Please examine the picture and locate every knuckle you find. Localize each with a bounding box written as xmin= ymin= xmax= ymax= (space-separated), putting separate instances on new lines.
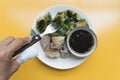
xmin=2 ymin=49 xmax=9 ymax=54
xmin=16 ymin=38 xmax=24 ymax=43
xmin=8 ymin=36 xmax=15 ymax=40
xmin=0 ymin=50 xmax=9 ymax=58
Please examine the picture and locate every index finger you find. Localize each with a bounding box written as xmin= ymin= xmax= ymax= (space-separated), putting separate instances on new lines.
xmin=6 ymin=37 xmax=32 ymax=57
xmin=0 ymin=36 xmax=15 ymax=46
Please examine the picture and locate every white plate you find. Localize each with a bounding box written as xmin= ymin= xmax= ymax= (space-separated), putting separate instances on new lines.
xmin=31 ymin=5 xmax=94 ymax=70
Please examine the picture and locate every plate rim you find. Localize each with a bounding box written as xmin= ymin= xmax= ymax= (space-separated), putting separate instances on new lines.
xmin=31 ymin=4 xmax=94 ymax=70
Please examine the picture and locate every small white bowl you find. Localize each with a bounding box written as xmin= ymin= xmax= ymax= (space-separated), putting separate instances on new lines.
xmin=67 ymin=27 xmax=97 ymax=58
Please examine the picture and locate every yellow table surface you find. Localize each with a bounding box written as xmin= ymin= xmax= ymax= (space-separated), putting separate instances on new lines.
xmin=0 ymin=0 xmax=120 ymax=80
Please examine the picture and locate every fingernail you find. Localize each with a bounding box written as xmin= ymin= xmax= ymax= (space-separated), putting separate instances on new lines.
xmin=24 ymin=37 xmax=32 ymax=43
xmin=28 ymin=36 xmax=32 ymax=42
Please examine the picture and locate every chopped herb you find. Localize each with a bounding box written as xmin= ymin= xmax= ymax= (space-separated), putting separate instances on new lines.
xmin=36 ymin=10 xmax=89 ymax=36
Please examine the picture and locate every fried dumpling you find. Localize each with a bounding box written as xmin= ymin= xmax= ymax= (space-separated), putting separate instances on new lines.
xmin=75 ymin=19 xmax=89 ymax=28
xmin=41 ymin=35 xmax=50 ymax=49
xmin=45 ymin=43 xmax=60 ymax=58
xmin=59 ymin=43 xmax=70 ymax=58
xmin=36 ymin=12 xmax=52 ymax=33
xmin=52 ymin=36 xmax=65 ymax=48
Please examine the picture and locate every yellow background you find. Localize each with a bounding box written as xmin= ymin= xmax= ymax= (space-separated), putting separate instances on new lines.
xmin=0 ymin=0 xmax=120 ymax=80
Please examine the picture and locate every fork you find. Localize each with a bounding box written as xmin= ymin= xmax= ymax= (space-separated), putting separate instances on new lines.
xmin=12 ymin=24 xmax=59 ymax=57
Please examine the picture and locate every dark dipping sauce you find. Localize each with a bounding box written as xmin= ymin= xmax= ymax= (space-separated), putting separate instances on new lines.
xmin=69 ymin=30 xmax=94 ymax=53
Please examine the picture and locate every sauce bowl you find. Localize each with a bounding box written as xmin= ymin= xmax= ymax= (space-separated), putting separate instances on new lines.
xmin=66 ymin=27 xmax=97 ymax=58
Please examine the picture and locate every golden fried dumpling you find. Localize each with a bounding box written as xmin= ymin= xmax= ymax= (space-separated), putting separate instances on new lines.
xmin=76 ymin=19 xmax=89 ymax=28
xmin=41 ymin=35 xmax=50 ymax=49
xmin=45 ymin=43 xmax=60 ymax=58
xmin=52 ymin=36 xmax=65 ymax=48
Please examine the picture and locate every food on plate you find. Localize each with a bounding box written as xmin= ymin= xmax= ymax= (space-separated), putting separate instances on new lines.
xmin=45 ymin=43 xmax=60 ymax=58
xmin=41 ymin=35 xmax=50 ymax=49
xmin=36 ymin=12 xmax=52 ymax=33
xmin=36 ymin=10 xmax=89 ymax=58
xmin=59 ymin=43 xmax=70 ymax=58
xmin=52 ymin=36 xmax=65 ymax=48
xmin=53 ymin=10 xmax=89 ymax=36
xmin=75 ymin=19 xmax=89 ymax=27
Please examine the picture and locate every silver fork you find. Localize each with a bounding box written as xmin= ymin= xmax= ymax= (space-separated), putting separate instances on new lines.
xmin=12 ymin=24 xmax=59 ymax=57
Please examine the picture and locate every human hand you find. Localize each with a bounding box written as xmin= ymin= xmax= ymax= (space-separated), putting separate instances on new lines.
xmin=0 ymin=36 xmax=31 ymax=80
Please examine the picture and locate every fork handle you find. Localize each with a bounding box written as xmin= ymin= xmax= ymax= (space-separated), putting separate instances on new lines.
xmin=12 ymin=34 xmax=41 ymax=58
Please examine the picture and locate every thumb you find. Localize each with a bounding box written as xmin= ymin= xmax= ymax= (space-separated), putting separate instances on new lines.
xmin=10 ymin=60 xmax=20 ymax=76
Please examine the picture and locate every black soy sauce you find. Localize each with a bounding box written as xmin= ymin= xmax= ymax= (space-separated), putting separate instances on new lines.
xmin=69 ymin=30 xmax=94 ymax=53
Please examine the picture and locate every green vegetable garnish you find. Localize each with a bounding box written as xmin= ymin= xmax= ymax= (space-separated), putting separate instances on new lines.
xmin=36 ymin=10 xmax=89 ymax=36
xmin=36 ymin=12 xmax=52 ymax=33
xmin=37 ymin=19 xmax=46 ymax=33
xmin=66 ymin=10 xmax=73 ymax=18
xmin=44 ymin=12 xmax=52 ymax=25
